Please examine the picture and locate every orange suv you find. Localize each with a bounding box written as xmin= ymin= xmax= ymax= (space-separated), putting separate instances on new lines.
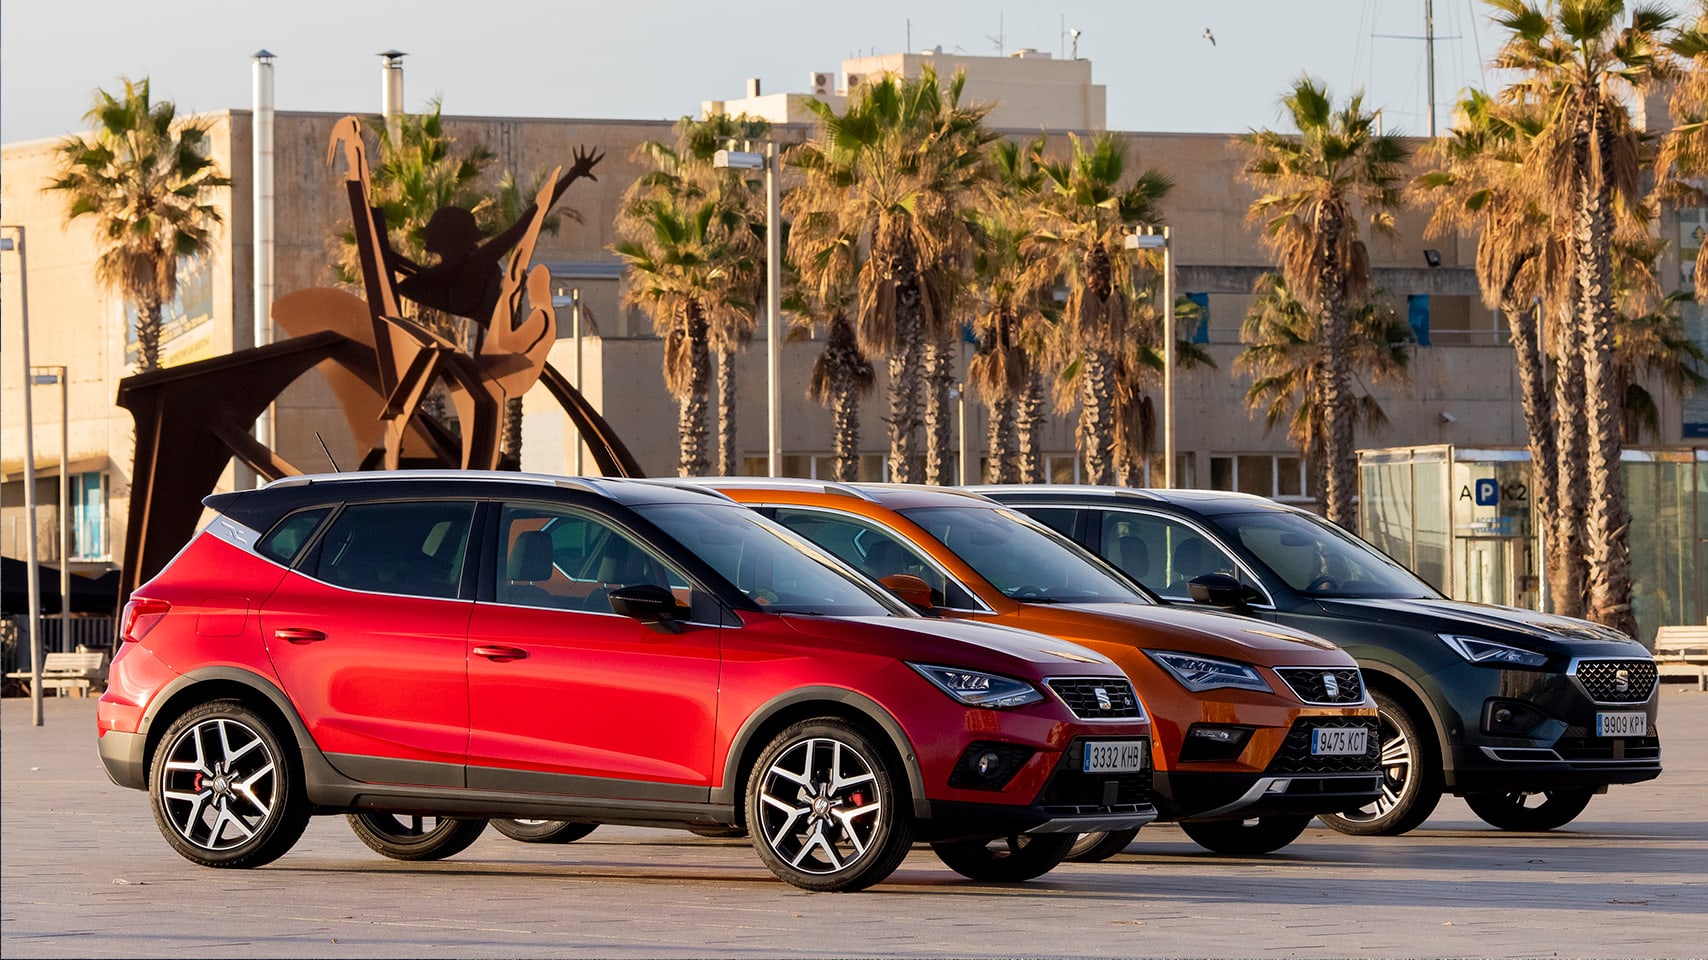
xmin=692 ymin=479 xmax=1381 ymax=857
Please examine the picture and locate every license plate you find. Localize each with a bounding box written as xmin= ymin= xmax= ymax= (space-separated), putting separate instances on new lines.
xmin=1311 ymin=727 xmax=1369 ymax=756
xmin=1596 ymin=712 xmax=1647 ymax=737
xmin=1082 ymin=740 xmax=1148 ymax=773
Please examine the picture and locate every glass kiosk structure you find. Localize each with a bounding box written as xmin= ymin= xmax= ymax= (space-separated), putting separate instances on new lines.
xmin=1358 ymin=445 xmax=1705 ymax=647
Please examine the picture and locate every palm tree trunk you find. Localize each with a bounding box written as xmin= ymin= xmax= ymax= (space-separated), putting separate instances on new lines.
xmin=1552 ymin=298 xmax=1590 ymax=619
xmin=880 ymin=224 xmax=925 ymax=483
xmin=138 ymin=298 xmax=164 ymax=371
xmin=1575 ymin=119 xmax=1636 ymax=637
xmin=988 ymin=398 xmax=1018 ymax=483
xmin=1506 ymin=298 xmax=1562 ymax=606
xmin=1017 ymin=371 xmax=1046 ymax=483
xmin=678 ymin=312 xmax=712 ymax=477
xmin=1316 ymin=209 xmax=1355 ymax=526
xmin=716 ymin=344 xmax=738 ymax=476
xmin=829 ymin=366 xmax=863 ymax=482
xmin=924 ymin=331 xmax=956 ymax=485
xmin=500 ymin=397 xmax=524 ymax=470
xmin=1079 ymin=344 xmax=1117 ymax=486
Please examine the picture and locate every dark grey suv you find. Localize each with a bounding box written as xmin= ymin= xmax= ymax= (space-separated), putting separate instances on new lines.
xmin=974 ymin=486 xmax=1661 ymax=835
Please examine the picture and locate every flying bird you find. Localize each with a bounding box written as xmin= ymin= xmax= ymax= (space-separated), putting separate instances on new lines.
xmin=1203 ymin=28 xmax=1217 ymax=46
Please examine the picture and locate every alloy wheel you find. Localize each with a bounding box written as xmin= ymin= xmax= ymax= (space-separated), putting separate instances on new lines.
xmin=754 ymin=736 xmax=884 ymax=875
xmin=158 ymin=716 xmax=279 ymax=852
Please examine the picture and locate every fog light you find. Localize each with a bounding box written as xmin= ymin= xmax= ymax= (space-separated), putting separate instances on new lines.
xmin=1482 ymin=699 xmax=1548 ymax=737
xmin=1266 ymin=779 xmax=1292 ymax=793
xmin=1179 ymin=724 xmax=1255 ymax=763
xmin=949 ymin=741 xmax=1034 ymax=790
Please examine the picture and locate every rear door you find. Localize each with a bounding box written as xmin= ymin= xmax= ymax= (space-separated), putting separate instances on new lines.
xmin=261 ymin=499 xmax=476 ymax=786
xmin=463 ymin=501 xmax=721 ymax=798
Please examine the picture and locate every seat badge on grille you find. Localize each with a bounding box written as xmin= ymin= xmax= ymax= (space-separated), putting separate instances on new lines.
xmin=1614 ymin=669 xmax=1630 ymax=694
xmin=1322 ymin=672 xmax=1340 ymax=699
xmin=1094 ymin=687 xmax=1113 ymax=710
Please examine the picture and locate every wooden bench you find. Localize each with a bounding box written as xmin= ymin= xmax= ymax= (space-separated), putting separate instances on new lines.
xmin=1654 ymin=624 xmax=1708 ymax=691
xmin=4 ymin=650 xmax=109 ymax=697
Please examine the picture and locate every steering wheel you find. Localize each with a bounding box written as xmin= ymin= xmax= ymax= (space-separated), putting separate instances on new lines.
xmin=1304 ymin=576 xmax=1338 ymax=593
xmin=1011 ymin=585 xmax=1049 ymax=600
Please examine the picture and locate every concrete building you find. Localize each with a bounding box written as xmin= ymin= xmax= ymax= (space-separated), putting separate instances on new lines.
xmin=2 ymin=50 xmax=1702 ymax=613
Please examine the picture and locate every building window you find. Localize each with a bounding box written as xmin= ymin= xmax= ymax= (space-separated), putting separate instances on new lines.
xmin=71 ymin=471 xmax=107 ymax=559
xmin=740 ymin=454 xmax=884 ymax=482
xmin=1207 ymin=454 xmax=1310 ymax=503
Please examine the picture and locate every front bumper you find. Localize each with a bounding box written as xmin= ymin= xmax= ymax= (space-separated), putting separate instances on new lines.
xmin=1429 ymin=657 xmax=1662 ymax=792
xmin=920 ymin=735 xmax=1159 ymax=841
xmin=1157 ymin=716 xmax=1382 ymax=820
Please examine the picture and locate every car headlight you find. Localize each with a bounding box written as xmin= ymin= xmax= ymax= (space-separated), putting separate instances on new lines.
xmin=1146 ymin=651 xmax=1272 ymax=693
xmin=908 ymin=663 xmax=1045 ymax=709
xmin=1440 ymin=634 xmax=1550 ymax=668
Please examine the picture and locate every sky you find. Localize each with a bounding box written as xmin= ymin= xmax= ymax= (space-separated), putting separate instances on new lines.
xmin=0 ymin=0 xmax=1689 ymax=145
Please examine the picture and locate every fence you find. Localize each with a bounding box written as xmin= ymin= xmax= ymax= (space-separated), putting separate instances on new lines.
xmin=1 ymin=615 xmax=117 ymax=676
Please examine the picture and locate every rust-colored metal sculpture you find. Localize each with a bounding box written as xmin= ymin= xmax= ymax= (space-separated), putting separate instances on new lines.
xmin=116 ymin=116 xmax=640 ymax=598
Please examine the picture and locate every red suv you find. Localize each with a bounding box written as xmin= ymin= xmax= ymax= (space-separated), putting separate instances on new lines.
xmin=97 ymin=472 xmax=1154 ymax=891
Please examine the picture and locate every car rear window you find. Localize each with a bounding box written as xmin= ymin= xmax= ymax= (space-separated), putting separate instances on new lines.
xmin=308 ymin=501 xmax=475 ymax=599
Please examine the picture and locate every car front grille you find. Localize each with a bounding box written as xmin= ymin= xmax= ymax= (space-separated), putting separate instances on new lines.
xmin=1037 ymin=738 xmax=1154 ymax=811
xmin=1046 ymin=678 xmax=1143 ymax=719
xmin=1264 ymin=717 xmax=1381 ymax=774
xmin=1274 ymin=667 xmax=1367 ymax=705
xmin=1572 ymin=659 xmax=1657 ymax=703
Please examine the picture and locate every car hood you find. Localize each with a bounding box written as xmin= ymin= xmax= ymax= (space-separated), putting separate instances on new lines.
xmin=1315 ymin=597 xmax=1647 ymax=654
xmin=778 ymin=614 xmax=1122 ymax=677
xmin=1013 ymin=602 xmax=1352 ymax=666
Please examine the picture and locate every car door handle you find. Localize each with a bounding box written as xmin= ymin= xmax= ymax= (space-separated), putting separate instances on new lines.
xmin=273 ymin=627 xmax=325 ymax=644
xmin=472 ymin=645 xmax=529 ymax=662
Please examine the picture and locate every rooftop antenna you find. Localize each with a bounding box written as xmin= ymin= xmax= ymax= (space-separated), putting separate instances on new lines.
xmin=316 ymin=432 xmax=342 ymax=472
xmin=986 ymin=11 xmax=1004 ymax=54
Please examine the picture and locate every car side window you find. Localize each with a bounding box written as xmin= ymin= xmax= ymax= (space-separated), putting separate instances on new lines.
xmin=768 ymin=507 xmax=980 ymax=610
xmin=497 ymin=503 xmax=707 ymax=619
xmin=309 ymin=501 xmax=474 ymax=599
xmin=1025 ymin=508 xmax=1079 ymax=540
xmin=257 ymin=507 xmax=332 ymax=565
xmin=1098 ymin=511 xmax=1256 ymax=601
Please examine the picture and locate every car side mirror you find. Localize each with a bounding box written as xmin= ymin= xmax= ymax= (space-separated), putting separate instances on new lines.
xmin=1188 ymin=573 xmax=1248 ymax=609
xmin=608 ymin=584 xmax=686 ymax=632
xmin=879 ymin=574 xmax=934 ymax=611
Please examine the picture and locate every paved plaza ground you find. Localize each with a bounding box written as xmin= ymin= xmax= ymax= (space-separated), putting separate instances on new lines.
xmin=3 ymin=688 xmax=1705 ymax=958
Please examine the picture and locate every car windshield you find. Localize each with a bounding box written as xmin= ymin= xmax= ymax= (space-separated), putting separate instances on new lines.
xmin=1212 ymin=509 xmax=1437 ymax=599
xmin=635 ymin=502 xmax=903 ymax=617
xmin=899 ymin=506 xmax=1150 ymax=604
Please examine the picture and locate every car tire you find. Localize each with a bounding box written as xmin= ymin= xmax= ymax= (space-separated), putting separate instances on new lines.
xmin=1319 ymin=690 xmax=1442 ymax=837
xmin=1464 ymin=788 xmax=1595 ymax=832
xmin=346 ymin=812 xmax=488 ymax=861
xmin=148 ymin=699 xmax=310 ymax=868
xmin=1064 ymin=828 xmax=1140 ymax=863
xmin=931 ymin=833 xmax=1076 ymax=882
xmin=489 ymin=819 xmax=598 ymax=844
xmin=745 ymin=719 xmax=913 ymax=892
xmin=1178 ymin=815 xmax=1311 ymax=855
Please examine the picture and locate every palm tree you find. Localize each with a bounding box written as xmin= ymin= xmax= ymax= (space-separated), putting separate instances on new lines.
xmin=1489 ymin=0 xmax=1674 ymax=636
xmin=630 ymin=114 xmax=771 ymax=475
xmin=1660 ymin=4 xmax=1708 ymax=302
xmin=1241 ymin=77 xmax=1408 ymax=525
xmin=47 ymin=77 xmax=230 ymax=372
xmin=613 ymin=194 xmax=756 ymax=476
xmin=965 ymin=139 xmax=1051 ymax=483
xmin=797 ymin=293 xmax=876 ymax=482
xmin=1417 ymin=89 xmax=1587 ymax=614
xmin=786 ymin=66 xmax=994 ymax=483
xmin=1236 ymin=273 xmax=1412 ymax=496
xmin=1025 ymin=132 xmax=1174 ymax=486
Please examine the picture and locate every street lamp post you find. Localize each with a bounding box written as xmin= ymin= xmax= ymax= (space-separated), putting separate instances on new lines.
xmin=714 ymin=144 xmax=781 ymax=477
xmin=4 ymin=225 xmax=45 ymax=725
xmin=1126 ymin=227 xmax=1175 ymax=488
xmin=32 ymin=367 xmax=70 ymax=655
